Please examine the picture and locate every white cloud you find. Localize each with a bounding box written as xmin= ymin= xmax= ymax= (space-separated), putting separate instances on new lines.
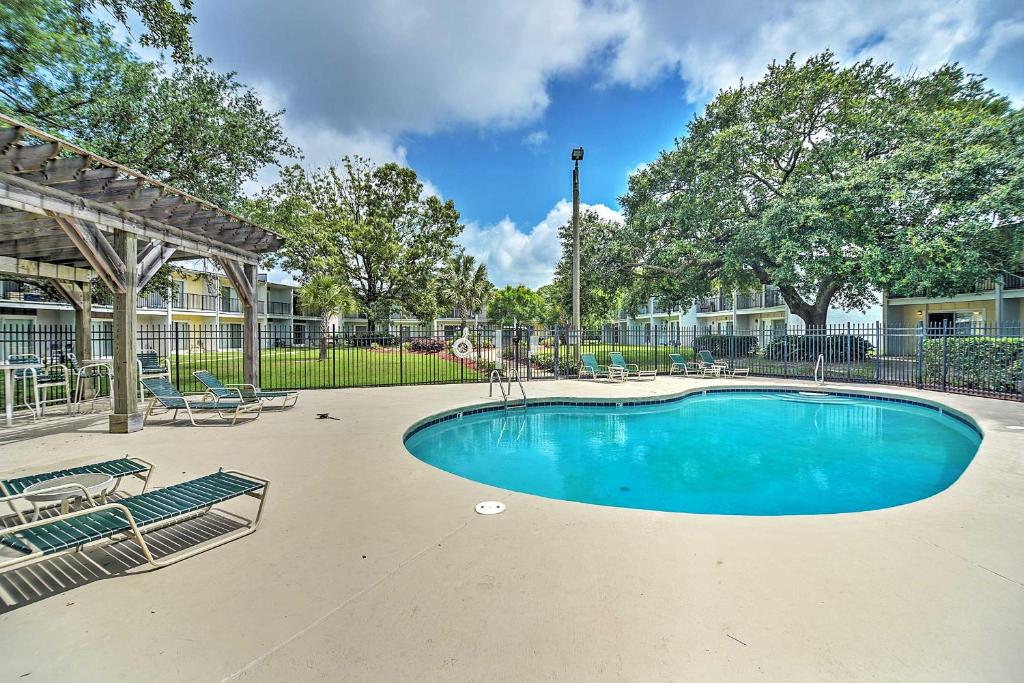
xmin=604 ymin=0 xmax=1024 ymax=102
xmin=522 ymin=130 xmax=548 ymax=148
xmin=460 ymin=199 xmax=622 ymax=289
xmin=194 ymin=1 xmax=627 ymax=136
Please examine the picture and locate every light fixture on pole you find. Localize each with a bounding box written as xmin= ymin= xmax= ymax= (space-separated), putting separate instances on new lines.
xmin=571 ymin=147 xmax=584 ymax=358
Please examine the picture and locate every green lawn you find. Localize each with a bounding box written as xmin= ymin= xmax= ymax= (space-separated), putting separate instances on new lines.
xmin=167 ymin=346 xmax=487 ymax=391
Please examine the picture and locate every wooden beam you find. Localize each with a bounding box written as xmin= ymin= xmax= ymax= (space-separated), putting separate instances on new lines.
xmin=241 ymin=262 xmax=260 ymax=387
xmin=75 ymin=280 xmax=93 ymax=363
xmin=0 ymin=256 xmax=92 ymax=282
xmin=50 ymin=214 xmax=127 ymax=294
xmin=0 ymin=142 xmax=61 ymax=173
xmin=0 ymin=127 xmax=23 ymax=151
xmin=218 ymin=257 xmax=255 ymax=308
xmin=136 ymin=241 xmax=176 ymax=289
xmin=109 ymin=229 xmax=141 ymax=433
xmin=50 ymin=279 xmax=85 ymax=310
xmin=0 ymin=173 xmax=265 ymax=264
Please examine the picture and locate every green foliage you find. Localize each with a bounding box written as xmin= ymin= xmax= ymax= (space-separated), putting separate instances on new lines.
xmin=764 ymin=334 xmax=874 ymax=362
xmin=615 ymin=51 xmax=1024 ymax=327
xmin=922 ymin=337 xmax=1023 ymax=393
xmin=694 ymin=334 xmax=759 ymax=357
xmin=262 ymin=158 xmax=463 ymax=330
xmin=299 ymin=274 xmax=355 ymax=360
xmin=436 ymin=251 xmax=494 ymax=326
xmin=487 ymin=285 xmax=546 ymax=325
xmin=546 ymin=210 xmax=622 ymax=326
xmin=408 ymin=337 xmax=445 ymax=353
xmin=1 ymin=1 xmax=194 ymax=129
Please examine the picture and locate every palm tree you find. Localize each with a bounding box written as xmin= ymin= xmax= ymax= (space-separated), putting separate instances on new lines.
xmin=298 ymin=274 xmax=355 ymax=360
xmin=439 ymin=253 xmax=494 ymax=330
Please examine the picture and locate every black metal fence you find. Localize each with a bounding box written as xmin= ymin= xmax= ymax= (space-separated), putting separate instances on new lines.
xmin=0 ymin=321 xmax=1021 ymax=401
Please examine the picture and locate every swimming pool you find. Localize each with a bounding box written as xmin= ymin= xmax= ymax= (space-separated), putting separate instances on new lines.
xmin=404 ymin=390 xmax=982 ymax=515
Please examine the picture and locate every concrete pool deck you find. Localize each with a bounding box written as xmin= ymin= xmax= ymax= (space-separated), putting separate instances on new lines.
xmin=1 ymin=376 xmax=1023 ymax=681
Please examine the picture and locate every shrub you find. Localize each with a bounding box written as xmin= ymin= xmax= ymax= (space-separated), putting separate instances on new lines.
xmin=530 ymin=352 xmax=579 ymax=374
xmin=921 ymin=336 xmax=1023 ymax=393
xmin=408 ymin=337 xmax=445 ymax=353
xmin=693 ymin=334 xmax=758 ymax=358
xmin=764 ymin=334 xmax=874 ymax=362
xmin=350 ymin=332 xmax=397 ymax=347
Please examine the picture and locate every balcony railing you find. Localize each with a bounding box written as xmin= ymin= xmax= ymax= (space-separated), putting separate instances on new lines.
xmin=890 ymin=271 xmax=1024 ymax=299
xmin=0 ymin=280 xmax=63 ymax=304
xmin=697 ymin=294 xmax=733 ymax=313
xmin=220 ymin=296 xmax=241 ymax=313
xmin=138 ymin=292 xmax=167 ymax=309
xmin=267 ymin=301 xmax=291 ymax=315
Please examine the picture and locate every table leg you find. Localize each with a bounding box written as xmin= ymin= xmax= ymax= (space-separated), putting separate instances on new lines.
xmin=60 ymin=498 xmax=69 ymax=515
xmin=3 ymin=370 xmax=12 ymax=427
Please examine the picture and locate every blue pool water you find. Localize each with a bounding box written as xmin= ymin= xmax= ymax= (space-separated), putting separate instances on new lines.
xmin=404 ymin=391 xmax=982 ymax=515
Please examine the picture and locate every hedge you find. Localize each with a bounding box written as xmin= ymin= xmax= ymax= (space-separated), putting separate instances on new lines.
xmin=922 ymin=336 xmax=1023 ymax=393
xmin=693 ymin=334 xmax=758 ymax=357
xmin=408 ymin=337 xmax=445 ymax=353
xmin=764 ymin=334 xmax=874 ymax=362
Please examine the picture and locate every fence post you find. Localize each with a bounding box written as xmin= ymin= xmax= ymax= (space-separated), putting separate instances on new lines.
xmin=875 ymin=321 xmax=881 ymax=383
xmin=941 ymin=320 xmax=948 ymax=393
xmin=846 ymin=321 xmax=852 ymax=381
xmin=173 ymin=322 xmax=181 ymax=389
xmin=399 ymin=326 xmax=404 ymax=385
xmin=783 ymin=325 xmax=788 ymax=378
xmin=916 ymin=321 xmax=924 ymax=388
xmin=553 ymin=324 xmax=560 ymax=379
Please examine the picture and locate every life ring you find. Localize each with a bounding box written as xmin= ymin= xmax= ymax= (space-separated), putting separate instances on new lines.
xmin=451 ymin=336 xmax=474 ymax=359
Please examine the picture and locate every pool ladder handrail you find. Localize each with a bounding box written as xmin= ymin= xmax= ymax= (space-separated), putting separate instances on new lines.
xmin=489 ymin=368 xmax=527 ymax=410
xmin=814 ymin=354 xmax=825 ymax=385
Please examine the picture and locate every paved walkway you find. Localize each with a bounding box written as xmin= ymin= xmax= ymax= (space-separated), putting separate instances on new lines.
xmin=1 ymin=377 xmax=1023 ymax=681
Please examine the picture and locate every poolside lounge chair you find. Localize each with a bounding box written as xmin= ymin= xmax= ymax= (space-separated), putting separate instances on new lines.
xmin=697 ymin=350 xmax=750 ymax=377
xmin=0 ymin=469 xmax=268 ymax=574
xmin=141 ymin=377 xmax=262 ymax=426
xmin=193 ymin=370 xmax=298 ymax=409
xmin=1 ymin=456 xmax=154 ymax=523
xmin=137 ymin=351 xmax=171 ymax=401
xmin=668 ymin=353 xmax=703 ymax=377
xmin=609 ymin=351 xmax=656 ymax=381
xmin=580 ymin=353 xmax=627 ymax=381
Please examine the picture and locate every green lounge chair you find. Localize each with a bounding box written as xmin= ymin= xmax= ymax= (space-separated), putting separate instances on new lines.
xmin=1 ymin=456 xmax=154 ymax=523
xmin=609 ymin=351 xmax=656 ymax=381
xmin=0 ymin=469 xmax=268 ymax=574
xmin=579 ymin=353 xmax=616 ymax=380
xmin=696 ymin=350 xmax=749 ymax=377
xmin=668 ymin=353 xmax=701 ymax=377
xmin=137 ymin=351 xmax=171 ymax=400
xmin=193 ymin=370 xmax=298 ymax=409
xmin=141 ymin=377 xmax=262 ymax=426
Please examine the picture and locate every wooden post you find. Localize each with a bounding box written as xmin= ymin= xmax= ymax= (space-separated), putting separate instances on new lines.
xmin=110 ymin=230 xmax=141 ymax=433
xmin=74 ymin=280 xmax=92 ymax=362
xmin=242 ymin=262 xmax=260 ymax=388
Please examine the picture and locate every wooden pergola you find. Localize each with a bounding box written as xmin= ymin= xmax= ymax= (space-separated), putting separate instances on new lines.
xmin=0 ymin=113 xmax=284 ymax=432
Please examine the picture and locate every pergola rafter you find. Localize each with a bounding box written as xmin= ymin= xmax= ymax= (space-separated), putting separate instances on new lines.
xmin=0 ymin=113 xmax=284 ymax=433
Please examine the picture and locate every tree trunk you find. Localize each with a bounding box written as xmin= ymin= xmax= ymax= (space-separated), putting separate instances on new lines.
xmin=777 ymin=286 xmax=832 ymax=330
xmin=319 ymin=311 xmax=330 ymax=361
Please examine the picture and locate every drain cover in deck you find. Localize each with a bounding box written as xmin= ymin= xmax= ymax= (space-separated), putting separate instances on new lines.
xmin=475 ymin=501 xmax=505 ymax=515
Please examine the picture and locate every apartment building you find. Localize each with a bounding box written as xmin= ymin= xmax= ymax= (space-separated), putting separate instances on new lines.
xmin=337 ymin=308 xmax=488 ymax=338
xmin=617 ymin=284 xmax=881 ymax=334
xmin=883 ymin=271 xmax=1024 ymax=332
xmin=0 ymin=267 xmax=319 ymax=353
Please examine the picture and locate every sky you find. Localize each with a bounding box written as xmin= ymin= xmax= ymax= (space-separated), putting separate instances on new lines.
xmin=176 ymin=0 xmax=1024 ymax=288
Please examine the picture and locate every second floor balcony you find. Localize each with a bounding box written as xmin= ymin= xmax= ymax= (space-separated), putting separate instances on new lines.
xmin=267 ymin=300 xmax=291 ymax=315
xmin=889 ymin=271 xmax=1024 ymax=299
xmin=697 ymin=294 xmax=733 ymax=313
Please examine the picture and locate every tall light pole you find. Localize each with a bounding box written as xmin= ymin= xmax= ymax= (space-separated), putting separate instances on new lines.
xmin=571 ymin=147 xmax=584 ymax=358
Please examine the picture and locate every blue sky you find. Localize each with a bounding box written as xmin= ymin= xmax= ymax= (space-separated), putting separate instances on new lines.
xmin=174 ymin=0 xmax=1024 ymax=288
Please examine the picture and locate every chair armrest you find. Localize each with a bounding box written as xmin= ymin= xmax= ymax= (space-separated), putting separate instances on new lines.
xmin=626 ymin=363 xmax=640 ymax=371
